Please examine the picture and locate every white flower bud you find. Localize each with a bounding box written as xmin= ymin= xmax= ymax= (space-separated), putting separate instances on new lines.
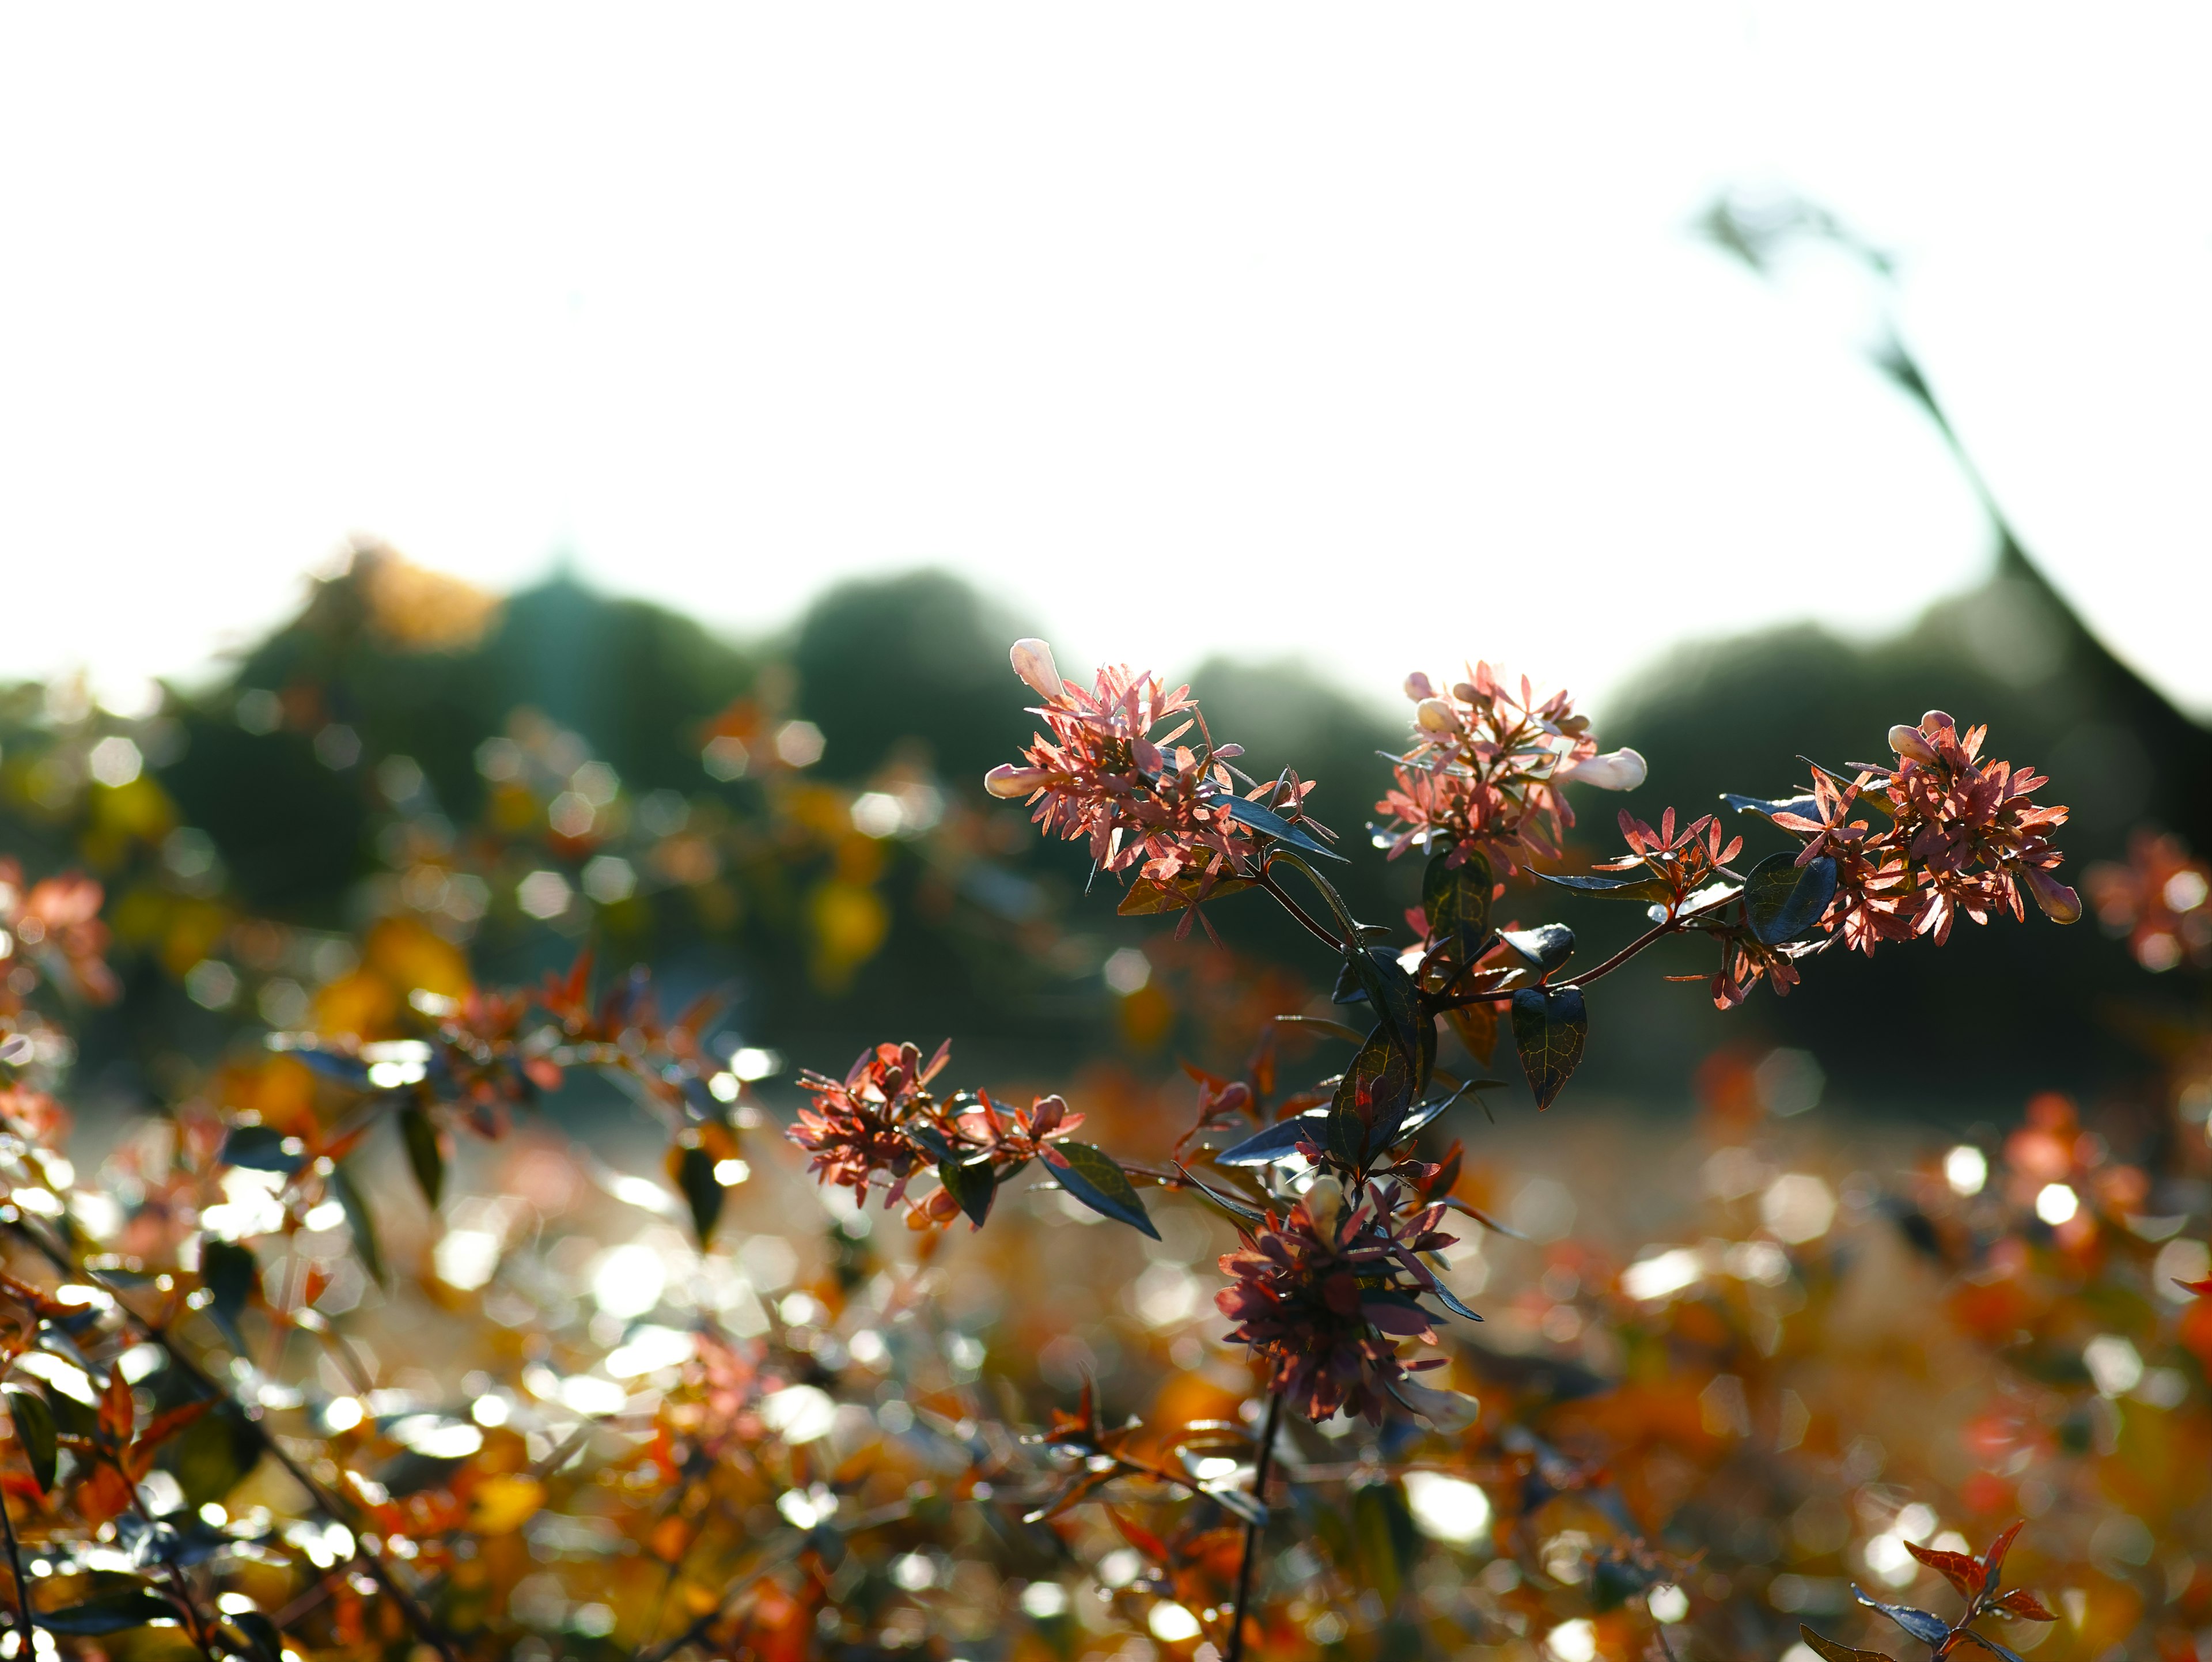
xmin=1555 ymin=747 xmax=1647 ymax=791
xmin=984 ymin=764 xmax=1048 ymax=800
xmin=1403 ymin=672 xmax=1436 ymax=702
xmin=1888 ymin=724 xmax=1941 ymax=767
xmin=1303 ymin=1174 xmax=1346 ymax=1238
xmin=1009 ymin=638 xmax=1064 ymax=700
xmin=1415 ymin=698 xmax=1461 ymax=736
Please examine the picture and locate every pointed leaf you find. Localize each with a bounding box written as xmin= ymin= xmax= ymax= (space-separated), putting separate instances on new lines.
xmin=1330 ymin=1024 xmax=1418 ymax=1165
xmin=1510 ymin=986 xmax=1587 ymax=1111
xmin=1904 ymin=1539 xmax=1982 ymax=1600
xmin=400 ymin=1106 xmax=445 ymax=1210
xmin=1994 ymin=1591 xmax=2057 ymax=1622
xmin=35 ymin=1590 xmax=180 ymax=1634
xmin=329 ymin=1163 xmax=388 ymax=1287
xmin=1344 ymin=945 xmax=1423 ymax=1063
xmin=675 ymin=1144 xmax=725 ymax=1246
xmin=1979 ymin=1521 xmax=2024 ymax=1595
xmin=1744 ymin=851 xmax=1838 ymax=944
xmin=1422 ymin=847 xmax=1493 ymax=962
xmin=4 ymin=1385 xmax=57 ymax=1493
xmin=1797 ymin=1625 xmax=1898 ymax=1662
xmin=220 ymin=1126 xmax=305 ymax=1176
xmin=1499 ymin=924 xmax=1574 ymax=974
xmin=1429 ymin=1282 xmax=1484 ymax=1322
xmin=1953 ymin=1631 xmax=2029 ymax=1662
xmin=1535 ymin=870 xmax=1675 ymax=904
xmin=1853 ymin=1590 xmax=1952 ymax=1648
xmin=1226 ymin=796 xmax=1345 ymax=860
xmin=1215 ymin=1111 xmax=1328 ymax=1167
xmin=936 ymin=1157 xmax=997 ymax=1229
xmin=1046 ymin=1142 xmax=1158 ymax=1238
xmin=1721 ymin=792 xmax=1820 ymax=823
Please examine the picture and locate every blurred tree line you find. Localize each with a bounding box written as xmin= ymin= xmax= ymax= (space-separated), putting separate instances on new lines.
xmin=5 ymin=522 xmax=2203 ymax=1133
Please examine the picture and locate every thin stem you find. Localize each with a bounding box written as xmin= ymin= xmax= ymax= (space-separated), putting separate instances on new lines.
xmin=1263 ymin=850 xmax=1361 ymax=947
xmin=0 ymin=1481 xmax=33 ymax=1659
xmin=1436 ymin=918 xmax=1684 ymax=1009
xmin=1253 ymin=872 xmax=1345 ymax=953
xmin=1224 ymin=1392 xmax=1284 ymax=1662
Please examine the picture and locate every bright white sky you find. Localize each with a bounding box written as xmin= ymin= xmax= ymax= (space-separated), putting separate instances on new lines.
xmin=2 ymin=6 xmax=2208 ymax=721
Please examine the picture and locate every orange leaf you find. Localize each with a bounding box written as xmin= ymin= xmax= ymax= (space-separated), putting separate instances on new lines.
xmin=1906 ymin=1539 xmax=1983 ymax=1600
xmin=1995 ymin=1589 xmax=2057 ymax=1622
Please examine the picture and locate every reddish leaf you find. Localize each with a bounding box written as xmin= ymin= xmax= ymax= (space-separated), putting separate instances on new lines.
xmin=1798 ymin=1626 xmax=1897 ymax=1662
xmin=1906 ymin=1539 xmax=1982 ymax=1600
xmin=1994 ymin=1590 xmax=2057 ymax=1622
xmin=1978 ymin=1521 xmax=2024 ymax=1593
xmin=1104 ymin=1505 xmax=1172 ymax=1567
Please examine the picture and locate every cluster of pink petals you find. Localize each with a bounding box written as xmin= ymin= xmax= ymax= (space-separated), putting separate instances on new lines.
xmin=790 ymin=1040 xmax=950 ymax=1207
xmin=984 ymin=639 xmax=1258 ymax=889
xmin=1374 ymin=663 xmax=1646 ymax=873
xmin=0 ymin=861 xmax=119 ymax=1006
xmin=1779 ymin=711 xmax=2079 ymax=956
xmin=1214 ymin=1176 xmax=1469 ymax=1426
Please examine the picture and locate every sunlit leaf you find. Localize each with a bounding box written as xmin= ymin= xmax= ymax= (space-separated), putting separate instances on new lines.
xmin=219 ymin=1125 xmax=304 ymax=1176
xmin=1499 ymin=924 xmax=1574 ymax=974
xmin=1046 ymin=1142 xmax=1158 ymax=1238
xmin=1853 ymin=1589 xmax=1952 ymax=1648
xmin=1228 ymin=796 xmax=1345 ymax=860
xmin=1510 ymin=986 xmax=1586 ymax=1110
xmin=1330 ymin=1024 xmax=1418 ymax=1165
xmin=1343 ymin=944 xmax=1422 ymax=1064
xmin=1118 ymin=872 xmax=1258 ymax=915
xmin=1744 ymin=851 xmax=1838 ymax=944
xmin=1721 ymin=791 xmax=1820 ymax=822
xmin=1534 ymin=870 xmax=1674 ymax=904
xmin=1215 ymin=1111 xmax=1327 ymax=1167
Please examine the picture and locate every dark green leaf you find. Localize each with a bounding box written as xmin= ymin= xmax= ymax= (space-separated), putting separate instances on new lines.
xmin=1499 ymin=924 xmax=1574 ymax=974
xmin=219 ymin=1125 xmax=304 ymax=1176
xmin=936 ymin=1157 xmax=997 ymax=1228
xmin=1721 ymin=792 xmax=1820 ymax=822
xmin=1117 ymin=871 xmax=1259 ymax=915
xmin=329 ymin=1163 xmax=387 ymax=1287
xmin=1852 ymin=1591 xmax=1952 ymax=1648
xmin=1422 ymin=847 xmax=1493 ymax=962
xmin=5 ymin=1384 xmax=57 ymax=1493
xmin=400 ymin=1106 xmax=445 ymax=1210
xmin=906 ymin=1122 xmax=956 ymax=1165
xmin=676 ymin=1144 xmax=724 ymax=1246
xmin=1344 ymin=945 xmax=1423 ymax=1062
xmin=35 ymin=1590 xmax=179 ymax=1634
xmin=201 ymin=1239 xmax=259 ymax=1336
xmin=1047 ymin=1143 xmax=1158 ymax=1238
xmin=162 ymin=1404 xmax=262 ymax=1509
xmin=1534 ymin=870 xmax=1675 ymax=904
xmin=1330 ymin=1024 xmax=1419 ymax=1166
xmin=229 ymin=1609 xmax=287 ymax=1662
xmin=292 ymin=1048 xmax=372 ymax=1089
xmin=1226 ymin=796 xmax=1346 ymax=861
xmin=1744 ymin=851 xmax=1838 ymax=945
xmin=1510 ymin=986 xmax=1587 ymax=1111
xmin=1215 ymin=1111 xmax=1327 ymax=1167
xmin=1797 ymin=1626 xmax=1897 ymax=1662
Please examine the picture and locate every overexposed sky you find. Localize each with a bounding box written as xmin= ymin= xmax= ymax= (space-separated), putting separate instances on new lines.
xmin=2 ymin=6 xmax=2208 ymax=718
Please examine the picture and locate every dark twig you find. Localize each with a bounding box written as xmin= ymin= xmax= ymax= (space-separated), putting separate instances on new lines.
xmin=1223 ymin=1392 xmax=1284 ymax=1662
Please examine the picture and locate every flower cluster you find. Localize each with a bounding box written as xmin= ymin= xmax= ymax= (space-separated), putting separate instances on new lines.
xmin=0 ymin=860 xmax=118 ymax=1009
xmin=2084 ymin=827 xmax=2212 ymax=973
xmin=791 ymin=1038 xmax=1093 ymax=1228
xmin=1373 ymin=663 xmax=1646 ymax=873
xmin=984 ymin=638 xmax=1261 ymax=891
xmin=1781 ymin=711 xmax=2078 ymax=951
xmin=1214 ymin=1175 xmax=1468 ymax=1426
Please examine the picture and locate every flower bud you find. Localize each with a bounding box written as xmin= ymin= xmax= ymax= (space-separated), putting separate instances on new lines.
xmin=2024 ymin=866 xmax=2082 ymax=925
xmin=1303 ymin=1174 xmax=1346 ymax=1238
xmin=1031 ymin=1093 xmax=1067 ymax=1137
xmin=1415 ymin=698 xmax=1461 ymax=736
xmin=984 ymin=764 xmax=1048 ymax=800
xmin=1403 ymin=672 xmax=1435 ymax=701
xmin=1009 ymin=638 xmax=1064 ymax=701
xmin=1555 ymin=747 xmax=1647 ymax=791
xmin=1920 ymin=709 xmax=1956 ymax=733
xmin=1888 ymin=724 xmax=1941 ymax=767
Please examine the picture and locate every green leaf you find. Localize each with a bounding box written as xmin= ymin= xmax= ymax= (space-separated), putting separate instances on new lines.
xmin=1117 ymin=872 xmax=1258 ymax=915
xmin=937 ymin=1157 xmax=997 ymax=1229
xmin=1510 ymin=986 xmax=1587 ymax=1111
xmin=1499 ymin=924 xmax=1574 ymax=974
xmin=1720 ymin=791 xmax=1820 ymax=822
xmin=1344 ymin=944 xmax=1422 ymax=1062
xmin=400 ymin=1106 xmax=446 ymax=1210
xmin=5 ymin=1384 xmax=57 ymax=1493
xmin=1743 ymin=851 xmax=1838 ymax=945
xmin=201 ymin=1238 xmax=259 ymax=1337
xmin=1330 ymin=1024 xmax=1418 ymax=1166
xmin=1422 ymin=847 xmax=1493 ymax=962
xmin=1047 ymin=1142 xmax=1158 ymax=1238
xmin=1797 ymin=1626 xmax=1897 ymax=1662
xmin=1226 ymin=796 xmax=1346 ymax=861
xmin=329 ymin=1163 xmax=388 ymax=1287
xmin=162 ymin=1402 xmax=263 ymax=1509
xmin=219 ymin=1125 xmax=305 ymax=1176
xmin=230 ymin=1609 xmax=287 ymax=1662
xmin=1534 ymin=870 xmax=1675 ymax=904
xmin=35 ymin=1589 xmax=179 ymax=1634
xmin=676 ymin=1144 xmax=724 ymax=1246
